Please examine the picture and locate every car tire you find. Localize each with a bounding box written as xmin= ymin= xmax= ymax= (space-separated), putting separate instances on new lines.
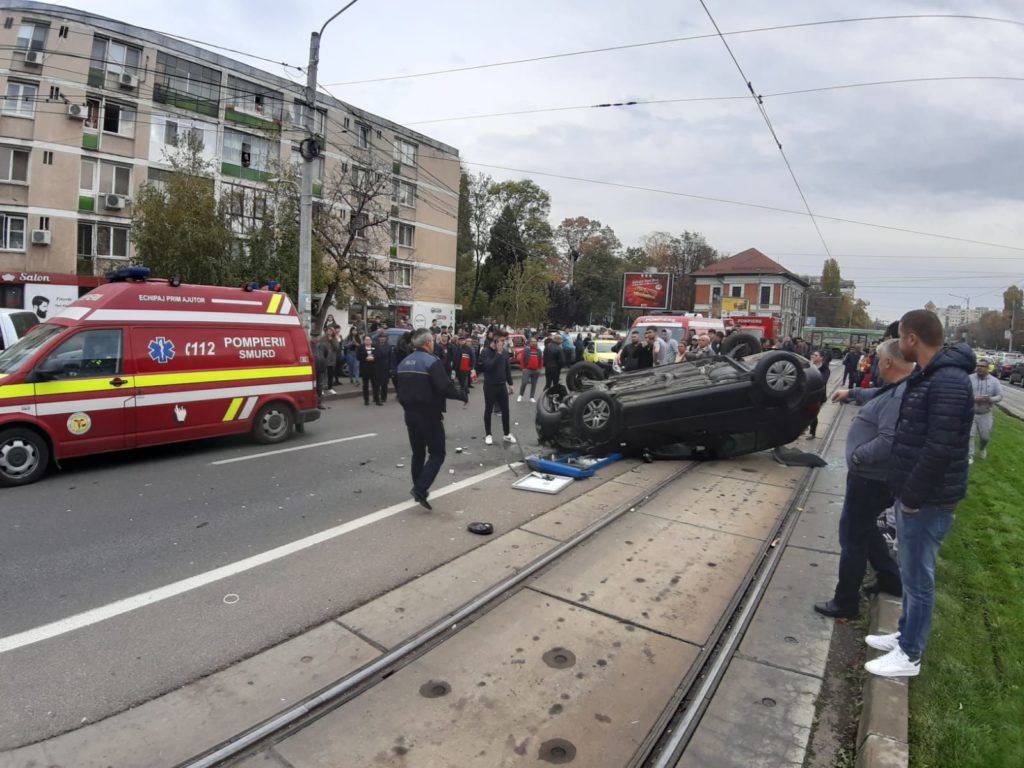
xmin=565 ymin=361 xmax=606 ymax=391
xmin=535 ymin=389 xmax=565 ymax=440
xmin=721 ymin=331 xmax=762 ymax=359
xmin=252 ymin=402 xmax=295 ymax=445
xmin=0 ymin=427 xmax=50 ymax=487
xmin=572 ymin=390 xmax=621 ymax=444
xmin=753 ymin=352 xmax=806 ymax=401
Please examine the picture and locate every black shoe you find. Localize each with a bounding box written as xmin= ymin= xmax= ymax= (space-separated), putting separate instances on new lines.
xmin=813 ymin=600 xmax=859 ymax=619
xmin=862 ymin=580 xmax=902 ymax=598
xmin=411 ymin=488 xmax=432 ymax=510
xmin=376 ymin=402 xmax=384 ymax=406
xmin=364 ymin=401 xmax=370 ymax=406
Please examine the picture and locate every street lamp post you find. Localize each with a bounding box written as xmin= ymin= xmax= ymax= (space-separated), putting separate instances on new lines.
xmin=298 ymin=1 xmax=362 ymax=335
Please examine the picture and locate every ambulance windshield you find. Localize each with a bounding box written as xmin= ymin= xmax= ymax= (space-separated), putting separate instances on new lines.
xmin=0 ymin=323 xmax=65 ymax=375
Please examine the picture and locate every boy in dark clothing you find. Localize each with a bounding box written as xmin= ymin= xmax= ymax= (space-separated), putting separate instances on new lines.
xmin=543 ymin=335 xmax=566 ymax=391
xmin=480 ymin=332 xmax=516 ymax=445
xmin=372 ymin=330 xmax=394 ymax=405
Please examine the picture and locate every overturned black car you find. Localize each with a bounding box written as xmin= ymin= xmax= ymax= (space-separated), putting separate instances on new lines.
xmin=535 ymin=334 xmax=825 ymax=459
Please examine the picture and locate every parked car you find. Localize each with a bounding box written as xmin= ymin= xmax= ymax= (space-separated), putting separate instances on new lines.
xmin=535 ymin=333 xmax=824 ymax=458
xmin=0 ymin=308 xmax=39 ymax=351
xmin=582 ymin=338 xmax=620 ymax=374
xmin=1009 ymin=362 xmax=1024 ymax=387
xmin=995 ymin=353 xmax=1024 ymax=380
xmin=508 ymin=333 xmax=527 ymax=368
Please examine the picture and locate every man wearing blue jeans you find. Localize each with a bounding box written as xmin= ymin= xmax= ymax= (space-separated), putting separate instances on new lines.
xmin=865 ymin=310 xmax=975 ymax=678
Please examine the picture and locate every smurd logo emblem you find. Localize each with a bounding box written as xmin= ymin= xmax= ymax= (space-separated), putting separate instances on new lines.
xmin=148 ymin=337 xmax=175 ymax=364
xmin=67 ymin=412 xmax=92 ymax=435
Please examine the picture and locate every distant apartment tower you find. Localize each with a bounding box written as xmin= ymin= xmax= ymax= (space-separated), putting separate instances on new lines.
xmin=936 ymin=304 xmax=988 ymax=328
xmin=0 ymin=1 xmax=460 ymax=328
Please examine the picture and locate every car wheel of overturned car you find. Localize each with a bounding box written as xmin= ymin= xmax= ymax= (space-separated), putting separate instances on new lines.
xmin=0 ymin=427 xmax=50 ymax=487
xmin=753 ymin=351 xmax=806 ymax=401
xmin=565 ymin=361 xmax=606 ymax=391
xmin=721 ymin=331 xmax=762 ymax=359
xmin=536 ymin=387 xmax=566 ymax=440
xmin=572 ymin=390 xmax=621 ymax=444
xmin=253 ymin=402 xmax=295 ymax=444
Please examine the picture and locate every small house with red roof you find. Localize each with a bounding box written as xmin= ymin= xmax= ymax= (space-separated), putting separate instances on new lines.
xmin=690 ymin=248 xmax=808 ymax=339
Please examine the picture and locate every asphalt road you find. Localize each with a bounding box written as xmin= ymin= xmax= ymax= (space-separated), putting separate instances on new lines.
xmin=0 ymin=382 xmax=545 ymax=748
xmin=998 ymin=376 xmax=1024 ymax=418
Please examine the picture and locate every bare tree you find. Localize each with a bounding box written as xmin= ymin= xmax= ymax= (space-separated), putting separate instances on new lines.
xmin=310 ymin=153 xmax=397 ymax=333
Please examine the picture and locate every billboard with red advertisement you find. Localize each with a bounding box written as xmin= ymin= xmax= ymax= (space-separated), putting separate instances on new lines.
xmin=622 ymin=272 xmax=671 ymax=310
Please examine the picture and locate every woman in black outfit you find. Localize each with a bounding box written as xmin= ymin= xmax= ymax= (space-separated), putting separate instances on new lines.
xmin=806 ymin=350 xmax=831 ymax=438
xmin=356 ymin=334 xmax=377 ymax=405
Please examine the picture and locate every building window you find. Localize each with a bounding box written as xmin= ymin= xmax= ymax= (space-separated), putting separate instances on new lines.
xmin=227 ymin=75 xmax=282 ymax=120
xmin=3 ymin=81 xmax=37 ymax=118
xmin=392 ymin=222 xmax=415 ymax=248
xmin=291 ymin=102 xmax=326 ymax=135
xmin=252 ymin=193 xmax=266 ymax=220
xmin=730 ymin=284 xmax=743 ymax=298
xmin=102 ymin=102 xmax=136 ymax=138
xmin=223 ymin=130 xmax=271 ymax=172
xmin=154 ymin=51 xmax=220 ymax=114
xmin=0 ymin=147 xmax=29 ymax=182
xmin=151 ymin=113 xmax=214 ymax=158
xmin=78 ymin=221 xmax=129 ymax=259
xmin=90 ymin=36 xmax=142 ymax=77
xmin=0 ymin=213 xmax=27 ymax=250
xmin=1 ymin=283 xmax=24 ymax=310
xmin=80 ymin=157 xmax=96 ymax=192
xmin=38 ymin=215 xmax=49 ymax=230
xmin=710 ymin=286 xmax=722 ymax=304
xmin=355 ymin=123 xmax=369 ymax=149
xmin=16 ymin=22 xmax=47 ymax=52
xmin=393 ymin=179 xmax=416 ymax=208
xmin=759 ymin=285 xmax=772 ymax=305
xmin=99 ymin=162 xmax=131 ymax=195
xmin=42 ymin=150 xmax=53 ymax=165
xmin=394 ymin=138 xmax=417 ymax=166
xmin=350 ymin=212 xmax=369 ymax=238
xmin=58 ymin=25 xmax=68 ymax=39
xmin=390 ymin=262 xmax=413 ymax=288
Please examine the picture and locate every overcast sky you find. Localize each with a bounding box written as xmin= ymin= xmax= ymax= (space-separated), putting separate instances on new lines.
xmin=59 ymin=0 xmax=1024 ymax=321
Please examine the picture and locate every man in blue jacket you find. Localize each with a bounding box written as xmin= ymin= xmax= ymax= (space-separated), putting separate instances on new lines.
xmin=865 ymin=310 xmax=975 ymax=677
xmin=397 ymin=328 xmax=468 ymax=509
xmin=814 ymin=339 xmax=910 ymax=619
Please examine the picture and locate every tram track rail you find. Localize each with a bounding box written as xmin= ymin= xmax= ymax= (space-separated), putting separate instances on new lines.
xmin=182 ymin=375 xmax=845 ymax=768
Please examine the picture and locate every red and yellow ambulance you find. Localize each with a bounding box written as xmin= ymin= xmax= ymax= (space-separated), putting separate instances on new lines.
xmin=0 ymin=271 xmax=319 ymax=486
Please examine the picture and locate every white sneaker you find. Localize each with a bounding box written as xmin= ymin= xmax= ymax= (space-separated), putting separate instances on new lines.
xmin=328 ymin=388 xmax=337 ymax=395
xmin=484 ymin=435 xmax=493 ymax=445
xmin=865 ymin=631 xmax=901 ymax=652
xmin=968 ymin=457 xmax=974 ymax=465
xmin=980 ymin=447 xmax=987 ymax=460
xmin=516 ymin=395 xmax=523 ymax=403
xmin=529 ymin=397 xmax=536 ymax=403
xmin=864 ymin=644 xmax=920 ymax=677
xmin=503 ymin=434 xmax=516 ymax=444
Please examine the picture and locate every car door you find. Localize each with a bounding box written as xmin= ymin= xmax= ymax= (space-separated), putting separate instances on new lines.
xmin=29 ymin=327 xmax=133 ymax=458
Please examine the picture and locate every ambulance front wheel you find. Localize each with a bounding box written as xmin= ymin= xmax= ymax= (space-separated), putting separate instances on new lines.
xmin=253 ymin=403 xmax=295 ymax=445
xmin=0 ymin=427 xmax=50 ymax=487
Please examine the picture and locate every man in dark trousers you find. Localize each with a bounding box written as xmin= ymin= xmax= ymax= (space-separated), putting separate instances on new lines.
xmin=397 ymin=328 xmax=468 ymax=509
xmin=842 ymin=345 xmax=862 ymax=388
xmin=543 ymin=334 xmax=566 ymax=391
xmin=814 ymin=339 xmax=910 ymax=619
xmin=372 ymin=329 xmax=394 ymax=405
xmin=480 ymin=331 xmax=516 ymax=445
xmin=454 ymin=335 xmax=477 ymax=396
xmin=864 ymin=310 xmax=974 ymax=678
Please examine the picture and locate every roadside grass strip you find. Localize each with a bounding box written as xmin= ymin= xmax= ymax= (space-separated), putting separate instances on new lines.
xmin=909 ymin=411 xmax=1024 ymax=767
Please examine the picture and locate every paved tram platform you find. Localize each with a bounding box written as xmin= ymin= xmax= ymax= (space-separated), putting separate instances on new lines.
xmin=3 ymin=396 xmax=860 ymax=768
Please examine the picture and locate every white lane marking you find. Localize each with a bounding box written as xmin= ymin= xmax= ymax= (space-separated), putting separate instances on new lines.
xmin=209 ymin=432 xmax=377 ymax=465
xmin=0 ymin=462 xmax=519 ymax=655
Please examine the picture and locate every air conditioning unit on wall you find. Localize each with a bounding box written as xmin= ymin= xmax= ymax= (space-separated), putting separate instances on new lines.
xmin=31 ymin=229 xmax=51 ymax=245
xmin=67 ymin=103 xmax=86 ymax=119
xmin=104 ymin=194 xmax=126 ymax=210
xmin=23 ymin=50 xmax=42 ymax=66
xmin=119 ymin=72 xmax=137 ymax=89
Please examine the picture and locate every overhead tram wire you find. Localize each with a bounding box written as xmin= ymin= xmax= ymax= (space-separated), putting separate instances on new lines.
xmin=698 ymin=0 xmax=832 ymax=259
xmin=401 ymin=76 xmax=1024 ymax=125
xmin=322 ymin=13 xmax=1024 ymax=86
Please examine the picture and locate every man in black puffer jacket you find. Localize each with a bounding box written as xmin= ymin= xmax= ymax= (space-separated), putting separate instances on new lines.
xmin=864 ymin=309 xmax=975 ymax=679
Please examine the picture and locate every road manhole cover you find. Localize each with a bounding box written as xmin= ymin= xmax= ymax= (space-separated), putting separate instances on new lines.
xmin=761 ymin=697 xmax=777 ymax=708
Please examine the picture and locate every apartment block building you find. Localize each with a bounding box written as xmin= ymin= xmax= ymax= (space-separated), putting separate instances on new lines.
xmin=0 ymin=1 xmax=461 ymax=328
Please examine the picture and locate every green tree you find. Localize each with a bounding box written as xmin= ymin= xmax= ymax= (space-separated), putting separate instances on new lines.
xmin=131 ymin=132 xmax=236 ymax=284
xmin=492 ymin=258 xmax=551 ymax=327
xmin=481 ymin=205 xmax=527 ymax=302
xmin=462 ymin=172 xmax=499 ymax=319
xmin=639 ymin=231 xmax=718 ymax=310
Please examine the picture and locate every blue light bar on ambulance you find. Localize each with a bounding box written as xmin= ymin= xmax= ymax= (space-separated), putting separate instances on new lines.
xmin=106 ymin=266 xmax=152 ymax=282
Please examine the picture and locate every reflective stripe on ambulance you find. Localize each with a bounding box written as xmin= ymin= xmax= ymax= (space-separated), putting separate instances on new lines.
xmin=222 ymin=396 xmax=259 ymax=421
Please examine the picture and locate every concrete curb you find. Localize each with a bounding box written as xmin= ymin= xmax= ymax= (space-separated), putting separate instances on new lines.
xmin=856 ymin=595 xmax=909 ymax=768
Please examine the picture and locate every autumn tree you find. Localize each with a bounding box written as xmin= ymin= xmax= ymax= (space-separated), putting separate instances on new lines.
xmin=131 ymin=132 xmax=236 ymax=283
xmin=638 ymin=231 xmax=718 ymax=310
xmin=492 ymin=258 xmax=551 ymax=328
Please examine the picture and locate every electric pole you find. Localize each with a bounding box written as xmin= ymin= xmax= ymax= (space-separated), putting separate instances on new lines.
xmin=298 ymin=1 xmax=361 ymax=336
